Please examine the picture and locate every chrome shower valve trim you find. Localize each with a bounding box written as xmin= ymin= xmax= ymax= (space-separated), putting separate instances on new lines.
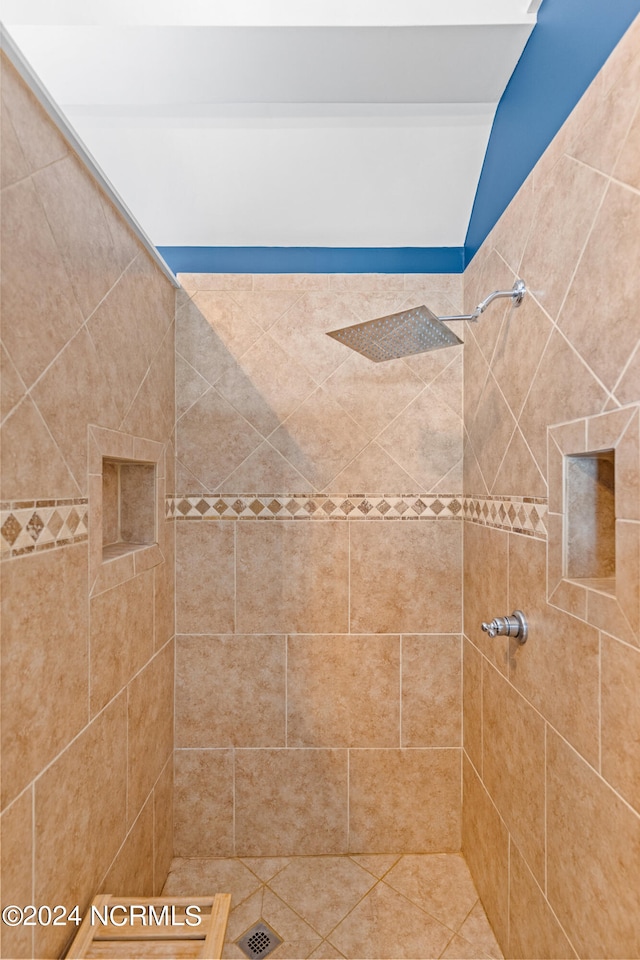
xmin=481 ymin=610 xmax=528 ymax=644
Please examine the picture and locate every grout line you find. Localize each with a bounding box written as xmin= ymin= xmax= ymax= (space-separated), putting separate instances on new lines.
xmin=233 ymin=521 xmax=237 ymax=635
xmin=598 ymin=631 xmax=603 ymax=775
xmin=347 ymin=521 xmax=351 ymax=634
xmin=544 ymin=722 xmax=548 ymax=897
xmin=284 ymin=636 xmax=288 ymax=749
xmin=399 ymin=635 xmax=403 ymax=748
xmin=232 ymin=748 xmax=236 ymax=857
xmin=346 ymin=748 xmax=350 ymax=852
xmin=31 ymin=782 xmax=36 ymax=959
xmin=506 ymin=835 xmax=511 ymax=954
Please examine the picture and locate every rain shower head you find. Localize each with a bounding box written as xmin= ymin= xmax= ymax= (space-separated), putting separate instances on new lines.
xmin=326 ymin=279 xmax=526 ymax=362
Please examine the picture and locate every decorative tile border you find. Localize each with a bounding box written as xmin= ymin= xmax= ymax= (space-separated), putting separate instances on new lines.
xmin=1 ymin=499 xmax=89 ymax=558
xmin=168 ymin=494 xmax=464 ymax=521
xmin=463 ymin=495 xmax=548 ymax=539
xmin=1 ymin=493 xmax=548 ymax=556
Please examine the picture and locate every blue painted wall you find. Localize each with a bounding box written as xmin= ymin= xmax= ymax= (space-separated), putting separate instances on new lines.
xmin=161 ymin=0 xmax=639 ymax=274
xmin=464 ymin=0 xmax=640 ymax=262
xmin=157 ymin=245 xmax=465 ymax=275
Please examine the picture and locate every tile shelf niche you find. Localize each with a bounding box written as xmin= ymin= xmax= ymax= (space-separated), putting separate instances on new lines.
xmin=548 ymin=405 xmax=640 ymax=643
xmin=565 ymin=449 xmax=616 ymax=596
xmin=88 ymin=426 xmax=166 ymax=597
xmin=102 ymin=458 xmax=157 ymax=561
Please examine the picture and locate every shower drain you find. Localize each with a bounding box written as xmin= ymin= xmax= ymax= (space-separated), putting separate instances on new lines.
xmin=237 ymin=920 xmax=283 ymax=959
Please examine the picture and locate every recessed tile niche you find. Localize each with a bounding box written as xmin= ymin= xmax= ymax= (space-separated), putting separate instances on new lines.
xmin=548 ymin=406 xmax=640 ymax=644
xmin=102 ymin=459 xmax=156 ymax=559
xmin=88 ymin=426 xmax=166 ymax=596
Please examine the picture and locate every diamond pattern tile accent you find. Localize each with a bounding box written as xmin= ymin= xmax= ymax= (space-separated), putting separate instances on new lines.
xmin=169 ymin=494 xmax=467 ymax=522
xmin=1 ymin=513 xmax=22 ymax=546
xmin=463 ymin=495 xmax=548 ymax=539
xmin=1 ymin=500 xmax=89 ymax=557
xmin=47 ymin=510 xmax=65 ymax=537
xmin=26 ymin=512 xmax=45 ymax=541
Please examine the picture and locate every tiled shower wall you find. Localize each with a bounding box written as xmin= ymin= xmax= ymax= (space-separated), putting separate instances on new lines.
xmin=0 ymin=56 xmax=176 ymax=959
xmin=173 ymin=273 xmax=465 ymax=856
xmin=462 ymin=15 xmax=640 ymax=960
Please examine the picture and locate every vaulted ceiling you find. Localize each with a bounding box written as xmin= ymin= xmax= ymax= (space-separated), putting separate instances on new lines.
xmin=2 ymin=1 xmax=538 ymax=249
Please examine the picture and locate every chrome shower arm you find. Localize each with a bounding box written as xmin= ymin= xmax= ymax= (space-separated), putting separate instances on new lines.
xmin=437 ymin=279 xmax=526 ymax=323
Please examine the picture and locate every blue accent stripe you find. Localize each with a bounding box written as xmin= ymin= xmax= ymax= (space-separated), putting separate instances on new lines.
xmin=159 ymin=0 xmax=639 ymax=275
xmin=465 ymin=0 xmax=640 ymax=262
xmin=157 ymin=246 xmax=465 ymax=274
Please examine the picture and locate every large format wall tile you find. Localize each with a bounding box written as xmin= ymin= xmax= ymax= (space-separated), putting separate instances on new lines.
xmin=176 ymin=521 xmax=235 ymax=633
xmin=31 ymin=153 xmax=139 ymax=320
xmin=236 ymin=521 xmax=349 ymax=634
xmin=173 ymin=265 xmax=466 ymax=859
xmin=601 ymin=633 xmax=640 ymax=812
xmin=482 ymin=663 xmax=546 ymax=886
xmin=461 ymin=22 xmax=640 ymax=955
xmin=377 ymin=384 xmax=463 ymax=490
xmin=101 ymin=797 xmax=154 ymax=898
xmin=153 ymin=758 xmax=174 ymax=895
xmin=176 ymin=635 xmax=286 ymax=747
xmin=90 ymin=569 xmax=154 ymax=715
xmin=235 ymin=749 xmax=348 ymax=856
xmin=401 ymin=634 xmax=461 ymax=747
xmin=547 ymin=731 xmax=640 ymax=959
xmin=349 ymin=749 xmax=461 ymax=852
xmin=463 ymin=521 xmax=509 ymax=674
xmin=0 ymin=176 xmax=84 ymax=390
xmin=287 ymin=635 xmax=400 ymax=747
xmin=1 ymin=544 xmax=89 ymax=808
xmin=519 ymin=155 xmax=608 ymax=322
xmin=178 ymin=387 xmax=262 ymax=491
xmin=127 ymin=642 xmax=174 ymax=825
xmin=34 ymin=695 xmax=128 ymax=959
xmin=173 ymin=749 xmax=234 ymax=857
xmin=176 ymin=280 xmax=465 ymax=495
xmin=558 ymin=182 xmax=640 ymax=393
xmin=0 ymin=791 xmax=33 ymax=960
xmin=508 ymin=533 xmax=600 ymax=767
xmin=350 ymin=521 xmax=462 ymax=634
xmin=1 ymin=52 xmax=175 ymax=952
xmin=462 ymin=758 xmax=509 ymax=949
xmin=0 ymin=394 xmax=80 ymax=500
xmin=0 ymin=57 xmax=67 ymax=176
xmin=462 ymin=637 xmax=483 ymax=773
xmin=508 ymin=842 xmax=577 ymax=960
xmin=269 ymin=387 xmax=370 ymax=490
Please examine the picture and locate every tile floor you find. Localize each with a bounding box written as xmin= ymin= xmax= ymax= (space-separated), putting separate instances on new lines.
xmin=162 ymin=853 xmax=504 ymax=959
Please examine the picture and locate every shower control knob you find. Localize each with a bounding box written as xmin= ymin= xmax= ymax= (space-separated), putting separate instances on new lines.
xmin=481 ymin=610 xmax=528 ymax=644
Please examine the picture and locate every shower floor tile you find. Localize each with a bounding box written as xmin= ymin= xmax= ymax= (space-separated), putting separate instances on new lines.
xmin=162 ymin=853 xmax=503 ymax=959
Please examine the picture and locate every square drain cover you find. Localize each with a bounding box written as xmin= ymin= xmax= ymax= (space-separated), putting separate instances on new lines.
xmin=237 ymin=920 xmax=283 ymax=959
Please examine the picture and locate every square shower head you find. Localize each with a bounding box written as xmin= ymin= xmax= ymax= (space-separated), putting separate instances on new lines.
xmin=326 ymin=304 xmax=463 ymax=362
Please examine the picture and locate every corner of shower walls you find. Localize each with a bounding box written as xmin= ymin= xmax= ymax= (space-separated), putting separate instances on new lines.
xmin=0 ymin=52 xmax=176 ymax=960
xmin=172 ymin=271 xmax=466 ymax=860
xmin=462 ymin=14 xmax=640 ymax=960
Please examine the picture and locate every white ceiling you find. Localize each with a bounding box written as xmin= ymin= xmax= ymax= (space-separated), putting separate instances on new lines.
xmin=2 ymin=1 xmax=537 ymax=248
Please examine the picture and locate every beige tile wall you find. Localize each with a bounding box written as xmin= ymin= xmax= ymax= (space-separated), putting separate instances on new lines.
xmin=174 ymin=270 xmax=466 ymax=856
xmin=462 ymin=16 xmax=640 ymax=959
xmin=0 ymin=55 xmax=176 ymax=959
